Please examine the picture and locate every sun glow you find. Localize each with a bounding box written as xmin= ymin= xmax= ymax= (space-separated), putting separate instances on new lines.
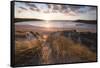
xmin=44 ymin=20 xmax=51 ymax=28
xmin=41 ymin=13 xmax=52 ymax=20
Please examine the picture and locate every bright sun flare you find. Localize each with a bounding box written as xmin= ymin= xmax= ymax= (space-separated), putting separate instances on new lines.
xmin=45 ymin=21 xmax=51 ymax=28
xmin=42 ymin=13 xmax=52 ymax=20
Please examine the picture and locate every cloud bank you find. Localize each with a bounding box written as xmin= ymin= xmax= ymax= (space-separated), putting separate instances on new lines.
xmin=15 ymin=2 xmax=97 ymax=20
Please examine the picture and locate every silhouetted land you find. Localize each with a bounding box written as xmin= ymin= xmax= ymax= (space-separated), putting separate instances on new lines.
xmin=74 ymin=20 xmax=97 ymax=24
xmin=14 ymin=18 xmax=44 ymax=22
xmin=14 ymin=18 xmax=97 ymax=24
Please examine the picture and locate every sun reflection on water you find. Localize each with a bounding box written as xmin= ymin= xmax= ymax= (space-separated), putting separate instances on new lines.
xmin=45 ymin=20 xmax=52 ymax=28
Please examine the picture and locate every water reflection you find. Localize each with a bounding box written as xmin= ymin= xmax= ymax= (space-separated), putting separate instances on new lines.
xmin=15 ymin=21 xmax=96 ymax=32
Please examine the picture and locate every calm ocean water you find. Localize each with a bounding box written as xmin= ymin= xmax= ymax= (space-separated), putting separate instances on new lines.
xmin=15 ymin=21 xmax=96 ymax=32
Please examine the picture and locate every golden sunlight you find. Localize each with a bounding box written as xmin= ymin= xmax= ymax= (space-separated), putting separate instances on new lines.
xmin=45 ymin=21 xmax=51 ymax=28
xmin=41 ymin=13 xmax=52 ymax=20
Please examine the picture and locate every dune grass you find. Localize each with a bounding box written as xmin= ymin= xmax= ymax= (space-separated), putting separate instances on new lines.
xmin=47 ymin=35 xmax=96 ymax=63
xmin=15 ymin=31 xmax=97 ymax=65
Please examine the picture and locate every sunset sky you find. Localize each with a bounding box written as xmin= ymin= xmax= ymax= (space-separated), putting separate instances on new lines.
xmin=15 ymin=2 xmax=97 ymax=20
